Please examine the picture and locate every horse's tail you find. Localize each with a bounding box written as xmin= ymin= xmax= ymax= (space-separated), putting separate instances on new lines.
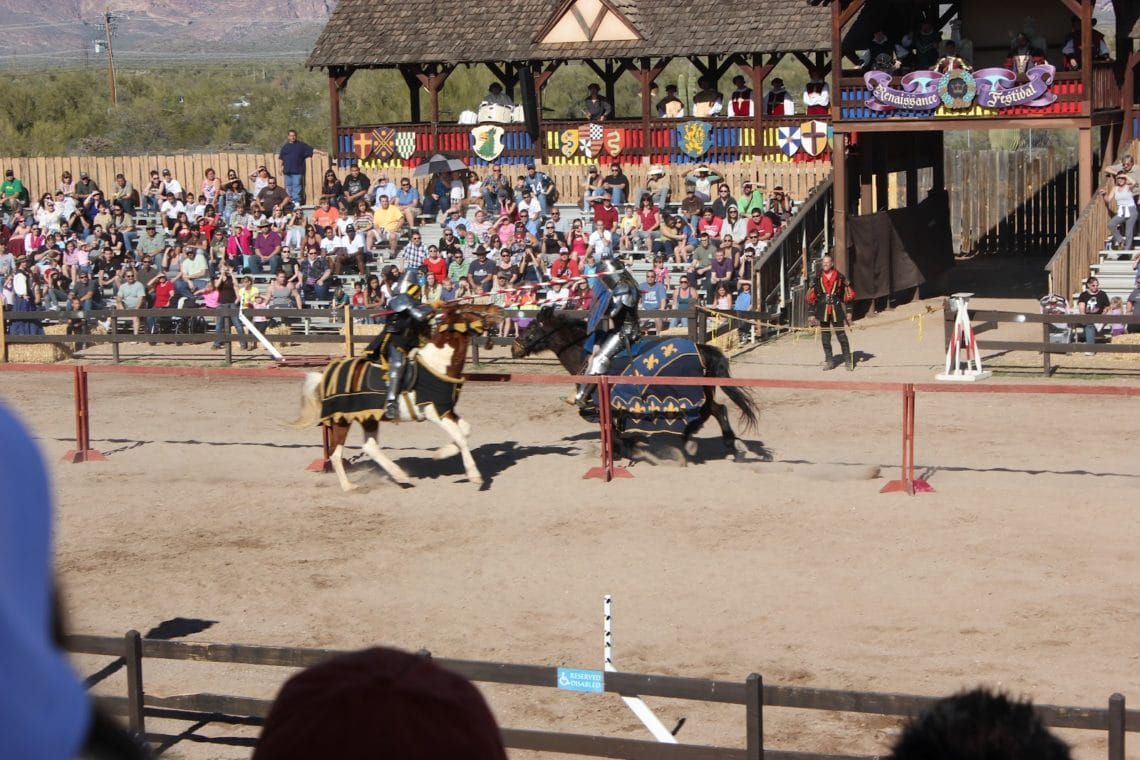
xmin=288 ymin=371 xmax=324 ymax=429
xmin=700 ymin=344 xmax=759 ymax=434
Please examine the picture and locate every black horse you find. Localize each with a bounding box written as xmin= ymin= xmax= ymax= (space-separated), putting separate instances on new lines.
xmin=511 ymin=306 xmax=759 ymax=461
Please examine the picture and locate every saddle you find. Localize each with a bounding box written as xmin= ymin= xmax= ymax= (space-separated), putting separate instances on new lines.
xmin=361 ymin=351 xmax=419 ymax=395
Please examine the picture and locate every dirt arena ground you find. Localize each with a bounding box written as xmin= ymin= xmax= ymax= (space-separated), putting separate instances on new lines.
xmin=3 ymin=294 xmax=1139 ymax=758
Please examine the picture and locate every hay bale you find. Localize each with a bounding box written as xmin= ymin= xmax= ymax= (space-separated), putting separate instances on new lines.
xmin=1108 ymin=332 xmax=1140 ymax=362
xmin=6 ymin=323 xmax=74 ymax=363
xmin=263 ymin=323 xmax=298 ymax=347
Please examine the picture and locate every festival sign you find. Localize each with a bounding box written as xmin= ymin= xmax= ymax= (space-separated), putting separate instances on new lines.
xmin=864 ymin=64 xmax=1057 ymax=114
xmin=470 ymin=125 xmax=506 ymax=161
xmin=677 ymin=120 xmax=713 ymax=159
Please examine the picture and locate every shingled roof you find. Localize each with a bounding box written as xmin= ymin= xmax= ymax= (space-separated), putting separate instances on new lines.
xmin=306 ymin=0 xmax=831 ymax=69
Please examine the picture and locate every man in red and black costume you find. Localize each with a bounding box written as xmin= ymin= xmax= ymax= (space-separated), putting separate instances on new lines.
xmin=806 ymin=254 xmax=855 ymax=371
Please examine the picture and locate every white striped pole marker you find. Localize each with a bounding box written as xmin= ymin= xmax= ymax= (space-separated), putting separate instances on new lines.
xmin=603 ymin=594 xmax=677 ymax=744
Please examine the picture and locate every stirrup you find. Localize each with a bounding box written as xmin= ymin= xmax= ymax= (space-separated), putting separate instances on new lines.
xmin=384 ymin=399 xmax=400 ymax=419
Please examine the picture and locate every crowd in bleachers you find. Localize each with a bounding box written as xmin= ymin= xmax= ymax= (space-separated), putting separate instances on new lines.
xmin=0 ymin=157 xmax=798 ymax=344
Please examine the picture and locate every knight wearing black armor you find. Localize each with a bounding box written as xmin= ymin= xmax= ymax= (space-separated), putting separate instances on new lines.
xmin=575 ymin=258 xmax=641 ymax=407
xmin=366 ymin=268 xmax=434 ymax=419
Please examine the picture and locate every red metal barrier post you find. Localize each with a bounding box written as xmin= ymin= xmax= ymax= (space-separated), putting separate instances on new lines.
xmin=306 ymin=424 xmax=334 ymax=473
xmin=880 ymin=384 xmax=932 ymax=495
xmin=584 ymin=376 xmax=632 ymax=482
xmin=62 ymin=366 xmax=105 ymax=463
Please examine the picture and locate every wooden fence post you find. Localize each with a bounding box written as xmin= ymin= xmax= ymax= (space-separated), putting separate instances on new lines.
xmin=1108 ymin=692 xmax=1125 ymax=760
xmin=124 ymin=630 xmax=145 ymax=740
xmin=0 ymin=305 xmax=7 ymax=363
xmin=110 ymin=311 xmax=120 ymax=364
xmin=343 ymin=304 xmax=354 ymax=358
xmin=745 ymin=672 xmax=763 ymax=760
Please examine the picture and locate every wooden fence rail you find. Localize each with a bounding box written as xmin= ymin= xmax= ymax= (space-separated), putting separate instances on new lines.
xmin=63 ymin=632 xmax=1134 ymax=759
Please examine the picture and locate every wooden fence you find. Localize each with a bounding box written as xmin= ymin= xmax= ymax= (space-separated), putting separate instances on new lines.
xmin=0 ymin=151 xmax=331 ymax=208
xmin=64 ymin=631 xmax=1136 ymax=759
xmin=944 ymin=302 xmax=1140 ymax=376
xmin=0 ymin=305 xmax=762 ymax=366
xmin=894 ymin=149 xmax=1082 ymax=257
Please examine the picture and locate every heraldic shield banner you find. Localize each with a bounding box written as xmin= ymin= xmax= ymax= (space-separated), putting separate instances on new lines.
xmin=577 ymin=123 xmax=623 ymax=158
xmin=371 ymin=126 xmax=397 ymax=161
xmin=470 ymin=125 xmax=505 ymax=161
xmin=677 ymin=120 xmax=713 ymax=159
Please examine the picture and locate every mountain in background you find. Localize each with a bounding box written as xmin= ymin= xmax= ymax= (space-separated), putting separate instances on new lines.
xmin=0 ymin=0 xmax=335 ymax=66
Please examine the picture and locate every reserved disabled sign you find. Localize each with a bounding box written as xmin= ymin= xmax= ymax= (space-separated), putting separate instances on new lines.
xmin=556 ymin=667 xmax=604 ymax=693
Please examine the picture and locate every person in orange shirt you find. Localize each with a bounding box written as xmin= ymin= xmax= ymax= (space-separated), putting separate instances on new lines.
xmin=311 ymin=196 xmax=340 ymax=234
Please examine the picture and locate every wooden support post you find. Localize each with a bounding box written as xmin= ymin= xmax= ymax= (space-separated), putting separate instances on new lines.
xmin=1079 ymin=127 xmax=1094 ymax=208
xmin=874 ymin=135 xmax=890 ymax=212
xmin=859 ymin=138 xmax=874 ymax=215
xmin=745 ymin=673 xmax=763 ymax=760
xmin=124 ymin=630 xmax=145 ymax=740
xmin=1119 ymin=51 xmax=1140 ymax=158
xmin=327 ymin=67 xmax=353 ymax=160
xmin=627 ymin=58 xmax=662 ymax=164
xmin=833 ymin=133 xmax=849 ymax=273
xmin=224 ymin=312 xmax=233 ymax=365
xmin=414 ymin=64 xmax=455 ymax=155
xmin=1081 ymin=0 xmax=1092 ymax=109
xmin=1108 ymin=693 xmax=1125 ymax=760
xmin=109 ymin=310 xmax=119 ymax=364
xmin=931 ymin=131 xmax=945 ymax=192
xmin=0 ymin=304 xmax=6 ymax=362
xmin=532 ymin=62 xmax=559 ymax=164
xmin=604 ymin=60 xmax=617 ymax=115
xmin=737 ymin=53 xmax=776 ymax=159
xmin=343 ymin=304 xmax=354 ymax=358
xmin=399 ymin=65 xmax=422 ymax=124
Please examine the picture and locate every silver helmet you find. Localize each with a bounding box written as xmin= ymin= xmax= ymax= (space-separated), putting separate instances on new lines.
xmin=397 ymin=267 xmax=422 ymax=297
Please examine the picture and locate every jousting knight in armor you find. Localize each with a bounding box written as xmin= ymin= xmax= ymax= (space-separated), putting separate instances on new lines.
xmin=367 ymin=268 xmax=434 ymax=419
xmin=574 ymin=258 xmax=641 ymax=407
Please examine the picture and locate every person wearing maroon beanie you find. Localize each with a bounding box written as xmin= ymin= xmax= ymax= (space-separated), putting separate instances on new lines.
xmin=253 ymin=647 xmax=507 ymax=760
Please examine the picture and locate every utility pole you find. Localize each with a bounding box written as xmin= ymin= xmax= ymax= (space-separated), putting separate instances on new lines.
xmin=104 ymin=9 xmax=117 ymax=106
xmin=88 ymin=9 xmax=127 ymax=106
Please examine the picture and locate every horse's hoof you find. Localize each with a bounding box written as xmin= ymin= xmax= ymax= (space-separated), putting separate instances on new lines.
xmin=470 ymin=476 xmax=483 ymax=486
xmin=733 ymin=451 xmax=748 ymax=463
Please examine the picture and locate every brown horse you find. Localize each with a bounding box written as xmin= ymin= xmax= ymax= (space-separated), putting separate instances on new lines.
xmin=291 ymin=303 xmax=503 ymax=490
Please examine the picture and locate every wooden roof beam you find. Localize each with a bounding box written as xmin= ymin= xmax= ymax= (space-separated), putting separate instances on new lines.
xmin=1057 ymin=0 xmax=1081 ymax=17
xmin=838 ymin=0 xmax=866 ymax=31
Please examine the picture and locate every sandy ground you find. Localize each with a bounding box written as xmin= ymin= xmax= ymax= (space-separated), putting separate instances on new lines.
xmin=3 ymin=293 xmax=1139 ymax=759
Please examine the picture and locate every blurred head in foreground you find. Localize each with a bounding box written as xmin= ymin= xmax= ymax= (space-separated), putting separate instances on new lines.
xmin=254 ymin=647 xmax=507 ymax=760
xmin=888 ymin=688 xmax=1070 ymax=760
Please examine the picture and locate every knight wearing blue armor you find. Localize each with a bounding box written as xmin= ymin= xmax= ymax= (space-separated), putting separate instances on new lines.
xmin=367 ymin=268 xmax=434 ymax=419
xmin=575 ymin=258 xmax=641 ymax=407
